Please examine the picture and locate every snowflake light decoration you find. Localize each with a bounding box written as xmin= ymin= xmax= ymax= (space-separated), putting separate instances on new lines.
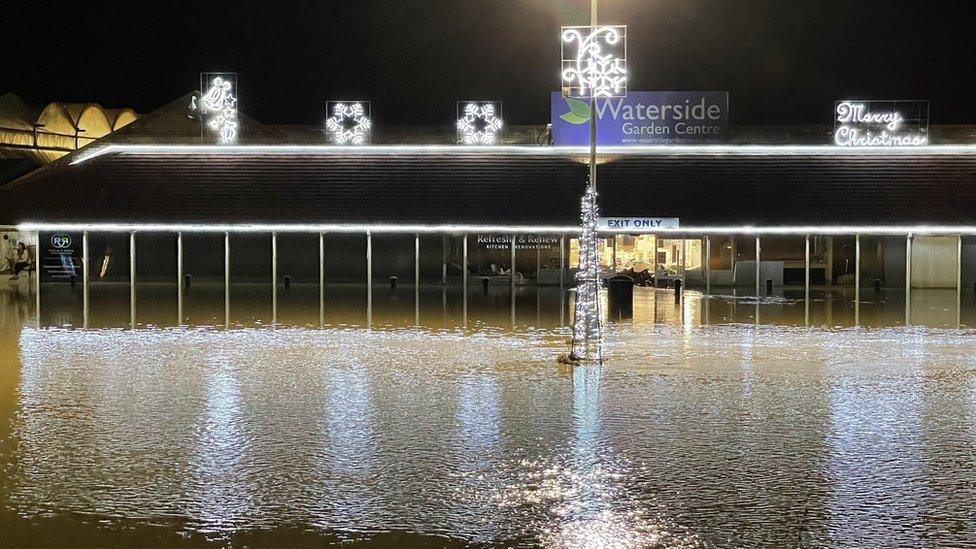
xmin=561 ymin=26 xmax=627 ymax=98
xmin=456 ymin=101 xmax=503 ymax=145
xmin=198 ymin=73 xmax=239 ymax=144
xmin=325 ymin=101 xmax=372 ymax=145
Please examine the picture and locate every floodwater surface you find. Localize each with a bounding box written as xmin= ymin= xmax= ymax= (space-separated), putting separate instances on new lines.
xmin=1 ymin=282 xmax=976 ymax=547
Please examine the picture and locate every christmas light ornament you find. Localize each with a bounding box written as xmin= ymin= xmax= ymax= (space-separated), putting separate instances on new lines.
xmin=570 ymin=184 xmax=603 ymax=362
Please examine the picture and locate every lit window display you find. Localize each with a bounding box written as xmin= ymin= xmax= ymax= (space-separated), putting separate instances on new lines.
xmin=569 ymin=235 xmax=703 ymax=281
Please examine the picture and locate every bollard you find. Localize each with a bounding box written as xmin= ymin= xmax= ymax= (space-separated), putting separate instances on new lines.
xmin=389 ymin=276 xmax=397 ymax=291
xmin=766 ymin=278 xmax=773 ymax=296
xmin=482 ymin=276 xmax=490 ymax=295
xmin=184 ymin=274 xmax=191 ymax=291
xmin=283 ymin=275 xmax=292 ymax=291
xmin=673 ymin=278 xmax=683 ymax=303
xmin=874 ymin=278 xmax=881 ymax=293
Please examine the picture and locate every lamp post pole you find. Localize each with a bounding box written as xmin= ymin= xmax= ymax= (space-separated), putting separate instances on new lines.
xmin=589 ymin=0 xmax=598 ymax=194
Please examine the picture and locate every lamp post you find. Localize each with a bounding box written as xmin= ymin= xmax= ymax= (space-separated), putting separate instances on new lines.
xmin=588 ymin=0 xmax=598 ymax=194
xmin=560 ymin=5 xmax=627 ymax=361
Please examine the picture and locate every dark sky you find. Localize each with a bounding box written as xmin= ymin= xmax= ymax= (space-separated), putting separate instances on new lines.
xmin=3 ymin=0 xmax=974 ymax=126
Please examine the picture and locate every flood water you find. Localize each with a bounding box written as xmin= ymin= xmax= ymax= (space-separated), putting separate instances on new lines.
xmin=2 ymin=281 xmax=976 ymax=547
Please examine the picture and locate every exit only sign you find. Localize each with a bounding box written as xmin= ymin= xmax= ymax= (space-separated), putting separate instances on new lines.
xmin=596 ymin=217 xmax=680 ymax=230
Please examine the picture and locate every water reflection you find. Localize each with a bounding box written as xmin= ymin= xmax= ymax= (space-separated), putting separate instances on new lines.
xmin=190 ymin=354 xmax=253 ymax=533
xmin=823 ymin=343 xmax=925 ymax=547
xmin=22 ymin=281 xmax=976 ymax=331
xmin=4 ymin=287 xmax=976 ymax=546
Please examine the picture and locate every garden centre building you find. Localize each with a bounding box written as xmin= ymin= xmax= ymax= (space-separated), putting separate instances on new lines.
xmin=2 ymin=91 xmax=976 ymax=303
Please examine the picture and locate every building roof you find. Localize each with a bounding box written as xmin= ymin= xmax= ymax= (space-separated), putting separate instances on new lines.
xmin=0 ymin=93 xmax=138 ymax=163
xmin=3 ymin=145 xmax=976 ymax=227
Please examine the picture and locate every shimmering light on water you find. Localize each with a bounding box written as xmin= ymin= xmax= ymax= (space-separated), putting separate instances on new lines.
xmin=2 ymin=285 xmax=976 ymax=546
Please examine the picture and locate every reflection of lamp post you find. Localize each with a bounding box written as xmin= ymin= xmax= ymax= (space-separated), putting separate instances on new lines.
xmin=561 ymin=2 xmax=627 ymax=362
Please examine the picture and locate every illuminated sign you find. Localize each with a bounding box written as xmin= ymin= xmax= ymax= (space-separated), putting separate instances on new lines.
xmin=325 ymin=101 xmax=372 ymax=145
xmin=597 ymin=217 xmax=680 ymax=230
xmin=197 ymin=73 xmax=239 ymax=144
xmin=561 ymin=25 xmax=627 ymax=98
xmin=551 ymin=91 xmax=728 ymax=145
xmin=456 ymin=101 xmax=503 ymax=145
xmin=50 ymin=233 xmax=71 ymax=248
xmin=39 ymin=231 xmax=80 ymax=282
xmin=476 ymin=234 xmax=558 ymax=250
xmin=834 ymin=100 xmax=928 ymax=147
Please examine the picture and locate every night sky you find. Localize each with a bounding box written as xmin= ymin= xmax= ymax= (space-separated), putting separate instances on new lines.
xmin=3 ymin=0 xmax=974 ymax=126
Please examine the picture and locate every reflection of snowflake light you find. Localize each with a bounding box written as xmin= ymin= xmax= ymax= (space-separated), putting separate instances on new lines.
xmin=200 ymin=76 xmax=239 ymax=144
xmin=456 ymin=102 xmax=503 ymax=145
xmin=325 ymin=102 xmax=371 ymax=145
xmin=571 ymin=185 xmax=603 ymax=362
xmin=561 ymin=26 xmax=627 ymax=98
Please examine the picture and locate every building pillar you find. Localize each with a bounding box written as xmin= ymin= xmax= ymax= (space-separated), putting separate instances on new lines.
xmin=366 ymin=231 xmax=372 ymax=329
xmin=462 ymin=234 xmax=468 ymax=327
xmin=611 ymin=235 xmax=617 ymax=272
xmin=536 ymin=243 xmax=541 ymax=283
xmin=804 ymin=235 xmax=810 ymax=326
xmin=559 ymin=234 xmax=566 ymax=288
xmin=854 ymin=234 xmax=860 ymax=326
xmin=510 ymin=234 xmax=517 ymax=294
xmin=905 ymin=234 xmax=912 ymax=326
xmin=319 ymin=232 xmax=324 ymax=328
xmin=177 ymin=231 xmax=183 ymax=326
xmin=415 ymin=233 xmax=420 ymax=326
xmin=224 ymin=231 xmax=230 ymax=328
xmin=730 ymin=236 xmax=737 ymax=288
xmin=755 ymin=235 xmax=761 ymax=297
xmin=650 ymin=234 xmax=658 ymax=287
xmin=82 ymin=231 xmax=89 ymax=329
xmin=957 ymin=234 xmax=963 ymax=327
xmin=560 ymin=234 xmax=566 ymax=326
xmin=271 ymin=231 xmax=277 ymax=325
xmin=826 ymin=236 xmax=834 ymax=287
xmin=441 ymin=235 xmax=447 ymax=285
xmin=34 ymin=231 xmax=41 ymax=328
xmin=511 ymin=234 xmax=518 ymax=328
xmin=129 ymin=231 xmax=136 ymax=329
xmin=705 ymin=235 xmax=711 ymax=294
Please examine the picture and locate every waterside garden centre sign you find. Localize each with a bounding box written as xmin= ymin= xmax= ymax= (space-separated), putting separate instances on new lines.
xmin=834 ymin=100 xmax=928 ymax=147
xmin=551 ymin=91 xmax=728 ymax=145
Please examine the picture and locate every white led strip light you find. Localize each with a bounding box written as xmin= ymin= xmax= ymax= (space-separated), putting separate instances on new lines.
xmin=68 ymin=144 xmax=976 ymax=165
xmin=12 ymin=222 xmax=976 ymax=236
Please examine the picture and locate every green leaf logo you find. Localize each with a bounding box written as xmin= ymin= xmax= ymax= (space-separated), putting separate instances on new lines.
xmin=559 ymin=97 xmax=591 ymax=124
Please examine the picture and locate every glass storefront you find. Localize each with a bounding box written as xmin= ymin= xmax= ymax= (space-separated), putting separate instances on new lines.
xmin=569 ymin=235 xmax=704 ymax=283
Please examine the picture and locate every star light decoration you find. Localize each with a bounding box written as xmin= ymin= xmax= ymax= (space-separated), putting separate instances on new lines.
xmin=325 ymin=101 xmax=372 ymax=145
xmin=570 ymin=184 xmax=603 ymax=362
xmin=456 ymin=101 xmax=503 ymax=145
xmin=561 ymin=26 xmax=627 ymax=98
xmin=198 ymin=73 xmax=239 ymax=144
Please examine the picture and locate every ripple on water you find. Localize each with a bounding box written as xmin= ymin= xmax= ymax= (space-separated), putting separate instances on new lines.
xmin=5 ymin=324 xmax=976 ymax=547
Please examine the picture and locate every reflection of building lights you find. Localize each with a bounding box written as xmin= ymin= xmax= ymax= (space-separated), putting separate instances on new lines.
xmin=325 ymin=102 xmax=371 ymax=145
xmin=456 ymin=102 xmax=503 ymax=145
xmin=561 ymin=26 xmax=627 ymax=98
xmin=199 ymin=74 xmax=239 ymax=144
